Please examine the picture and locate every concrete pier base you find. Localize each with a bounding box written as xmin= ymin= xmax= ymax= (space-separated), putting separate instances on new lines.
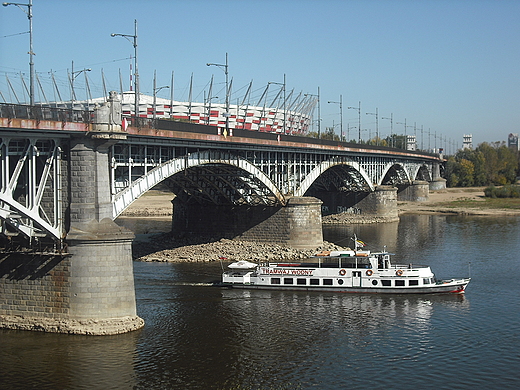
xmin=397 ymin=180 xmax=430 ymax=202
xmin=0 ymin=219 xmax=144 ymax=335
xmin=320 ymin=186 xmax=399 ymax=224
xmin=172 ymin=196 xmax=323 ymax=249
xmin=429 ymin=178 xmax=447 ymax=191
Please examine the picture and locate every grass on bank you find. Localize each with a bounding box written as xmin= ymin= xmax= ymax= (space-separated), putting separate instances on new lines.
xmin=439 ymin=197 xmax=520 ymax=210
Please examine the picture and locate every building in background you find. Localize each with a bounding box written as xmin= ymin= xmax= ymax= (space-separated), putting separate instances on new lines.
xmin=508 ymin=133 xmax=519 ymax=152
xmin=47 ymin=91 xmax=316 ymax=135
xmin=462 ymin=134 xmax=473 ymax=149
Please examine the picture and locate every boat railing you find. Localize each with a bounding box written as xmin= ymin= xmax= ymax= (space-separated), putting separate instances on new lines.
xmin=389 ymin=264 xmax=429 ymax=270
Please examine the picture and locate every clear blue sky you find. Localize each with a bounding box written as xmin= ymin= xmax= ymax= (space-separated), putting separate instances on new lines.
xmin=1 ymin=0 xmax=519 ymax=148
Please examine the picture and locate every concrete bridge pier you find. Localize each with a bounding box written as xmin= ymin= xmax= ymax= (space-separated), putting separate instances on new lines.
xmin=172 ymin=196 xmax=323 ymax=249
xmin=397 ymin=180 xmax=430 ymax=202
xmin=64 ymin=134 xmax=144 ymax=334
xmin=0 ymin=93 xmax=144 ymax=334
xmin=354 ymin=186 xmax=399 ymax=221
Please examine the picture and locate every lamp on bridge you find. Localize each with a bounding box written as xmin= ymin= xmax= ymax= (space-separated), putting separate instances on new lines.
xmin=3 ymin=0 xmax=34 ymax=106
xmin=268 ymin=75 xmax=286 ymax=134
xmin=71 ymin=60 xmax=91 ymax=108
xmin=381 ymin=113 xmax=393 ymax=148
xmin=111 ymin=19 xmax=139 ymax=121
xmin=366 ymin=108 xmax=379 ymax=146
xmin=328 ymin=95 xmax=343 ymax=141
xmin=207 ymin=53 xmax=230 ymax=136
xmin=348 ymin=101 xmax=361 ymax=143
xmin=396 ymin=118 xmax=413 ymax=150
xmin=152 ymin=70 xmax=169 ymax=124
xmin=304 ymin=87 xmax=320 ymax=137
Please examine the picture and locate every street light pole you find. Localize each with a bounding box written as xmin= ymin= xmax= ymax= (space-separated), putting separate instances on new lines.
xmin=268 ymin=76 xmax=287 ymax=134
xmin=304 ymin=87 xmax=320 ymax=137
xmin=70 ymin=60 xmax=91 ymax=107
xmin=348 ymin=101 xmax=361 ymax=143
xmin=366 ymin=107 xmax=379 ymax=145
xmin=3 ymin=0 xmax=34 ymax=105
xmin=207 ymin=53 xmax=229 ymax=136
xmin=327 ymin=95 xmax=343 ymax=141
xmin=152 ymin=69 xmax=169 ymax=124
xmin=111 ymin=19 xmax=139 ymax=121
xmin=382 ymin=113 xmax=393 ymax=148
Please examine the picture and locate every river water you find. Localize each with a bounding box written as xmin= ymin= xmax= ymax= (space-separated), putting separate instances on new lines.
xmin=1 ymin=214 xmax=520 ymax=389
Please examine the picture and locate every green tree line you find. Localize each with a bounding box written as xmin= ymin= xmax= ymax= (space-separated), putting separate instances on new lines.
xmin=445 ymin=142 xmax=520 ymax=187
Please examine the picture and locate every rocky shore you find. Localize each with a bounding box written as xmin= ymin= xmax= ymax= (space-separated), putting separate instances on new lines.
xmin=133 ymin=233 xmax=346 ymax=263
xmin=0 ymin=315 xmax=145 ymax=335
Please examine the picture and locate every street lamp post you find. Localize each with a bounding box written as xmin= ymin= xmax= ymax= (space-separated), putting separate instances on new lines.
xmin=348 ymin=101 xmax=361 ymax=143
xmin=152 ymin=70 xmax=169 ymax=124
xmin=396 ymin=118 xmax=413 ymax=150
xmin=70 ymin=60 xmax=91 ymax=107
xmin=207 ymin=53 xmax=229 ymax=136
xmin=366 ymin=107 xmax=379 ymax=145
xmin=111 ymin=19 xmax=139 ymax=121
xmin=304 ymin=86 xmax=320 ymax=137
xmin=381 ymin=113 xmax=393 ymax=147
xmin=327 ymin=95 xmax=343 ymax=141
xmin=3 ymin=0 xmax=34 ymax=105
xmin=268 ymin=75 xmax=286 ymax=134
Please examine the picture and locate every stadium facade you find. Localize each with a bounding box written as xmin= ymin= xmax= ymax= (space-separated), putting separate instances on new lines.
xmin=68 ymin=91 xmax=316 ymax=135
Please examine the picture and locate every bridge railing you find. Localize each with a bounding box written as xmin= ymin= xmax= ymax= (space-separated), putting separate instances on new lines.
xmin=0 ymin=103 xmax=91 ymax=123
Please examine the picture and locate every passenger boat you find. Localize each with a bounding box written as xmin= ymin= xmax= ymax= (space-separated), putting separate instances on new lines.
xmin=221 ymin=237 xmax=470 ymax=294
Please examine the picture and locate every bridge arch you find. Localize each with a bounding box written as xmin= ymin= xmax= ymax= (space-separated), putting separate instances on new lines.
xmin=379 ymin=162 xmax=412 ymax=186
xmin=411 ymin=164 xmax=433 ymax=182
xmin=294 ymin=159 xmax=374 ymax=197
xmin=112 ymin=150 xmax=286 ymax=218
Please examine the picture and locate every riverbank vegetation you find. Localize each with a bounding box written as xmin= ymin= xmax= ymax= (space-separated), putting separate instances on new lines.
xmin=445 ymin=142 xmax=519 ymax=187
xmin=484 ymin=185 xmax=520 ymax=198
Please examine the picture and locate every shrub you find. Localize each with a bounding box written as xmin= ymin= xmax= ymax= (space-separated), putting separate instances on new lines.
xmin=484 ymin=185 xmax=520 ymax=198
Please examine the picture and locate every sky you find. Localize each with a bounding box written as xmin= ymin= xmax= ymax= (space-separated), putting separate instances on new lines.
xmin=1 ymin=0 xmax=519 ymax=149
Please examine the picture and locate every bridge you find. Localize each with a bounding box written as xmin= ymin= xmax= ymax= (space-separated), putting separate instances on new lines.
xmin=0 ymin=94 xmax=444 ymax=334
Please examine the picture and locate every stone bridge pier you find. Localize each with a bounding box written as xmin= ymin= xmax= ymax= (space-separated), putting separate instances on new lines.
xmin=0 ymin=93 xmax=144 ymax=334
xmin=172 ymin=196 xmax=324 ymax=249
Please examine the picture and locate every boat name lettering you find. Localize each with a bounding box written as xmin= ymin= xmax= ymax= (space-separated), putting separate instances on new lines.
xmin=261 ymin=268 xmax=314 ymax=276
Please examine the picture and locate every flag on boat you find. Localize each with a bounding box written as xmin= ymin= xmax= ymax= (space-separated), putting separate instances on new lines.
xmin=356 ymin=239 xmax=366 ymax=247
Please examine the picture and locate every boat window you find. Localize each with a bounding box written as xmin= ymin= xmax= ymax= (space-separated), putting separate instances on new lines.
xmin=323 ymin=279 xmax=333 ymax=285
xmin=310 ymin=279 xmax=319 ymax=285
xmin=284 ymin=278 xmax=293 ymax=285
xmin=372 ymin=280 xmax=378 ymax=285
xmin=338 ymin=279 xmax=344 ymax=285
xmin=395 ymin=280 xmax=405 ymax=287
xmin=409 ymin=280 xmax=419 ymax=286
xmin=297 ymin=278 xmax=306 ymax=285
xmin=423 ymin=278 xmax=431 ymax=285
xmin=271 ymin=278 xmax=281 ymax=285
xmin=381 ymin=280 xmax=391 ymax=286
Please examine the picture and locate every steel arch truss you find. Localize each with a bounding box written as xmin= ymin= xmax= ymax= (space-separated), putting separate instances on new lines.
xmin=112 ymin=150 xmax=285 ymax=218
xmin=0 ymin=137 xmax=64 ymax=241
xmin=379 ymin=160 xmax=433 ymax=185
xmin=294 ymin=158 xmax=374 ymax=197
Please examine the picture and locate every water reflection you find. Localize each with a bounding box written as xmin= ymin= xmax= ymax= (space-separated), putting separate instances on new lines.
xmin=0 ymin=329 xmax=139 ymax=390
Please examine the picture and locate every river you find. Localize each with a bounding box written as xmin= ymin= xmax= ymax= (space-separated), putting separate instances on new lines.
xmin=1 ymin=214 xmax=519 ymax=389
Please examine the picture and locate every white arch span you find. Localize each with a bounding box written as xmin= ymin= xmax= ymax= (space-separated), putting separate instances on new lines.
xmin=112 ymin=150 xmax=286 ymax=218
xmin=294 ymin=160 xmax=375 ymax=197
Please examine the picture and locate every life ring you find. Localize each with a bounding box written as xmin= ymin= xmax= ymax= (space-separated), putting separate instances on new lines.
xmin=396 ymin=269 xmax=403 ymax=276
xmin=366 ymin=269 xmax=373 ymax=276
xmin=339 ymin=269 xmax=346 ymax=276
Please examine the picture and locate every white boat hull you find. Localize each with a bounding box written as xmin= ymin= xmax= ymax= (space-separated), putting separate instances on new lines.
xmin=221 ymin=279 xmax=470 ymax=294
xmin=222 ymin=250 xmax=471 ymax=295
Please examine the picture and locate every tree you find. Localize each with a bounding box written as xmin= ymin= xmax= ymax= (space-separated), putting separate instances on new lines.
xmin=447 ymin=141 xmax=520 ymax=187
